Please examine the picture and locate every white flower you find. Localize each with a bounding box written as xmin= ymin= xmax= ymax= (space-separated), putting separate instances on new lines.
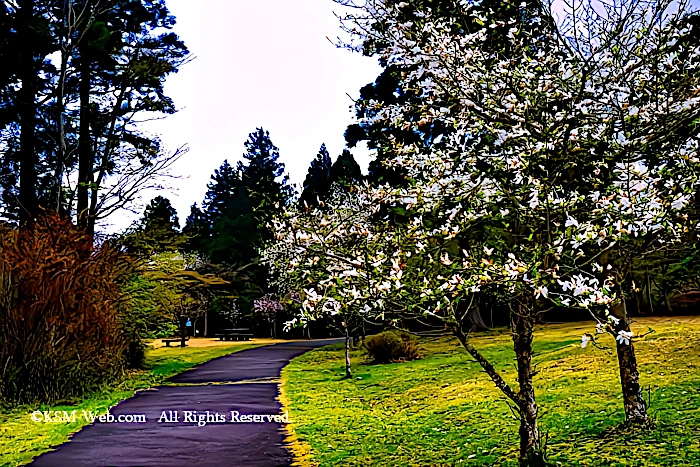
xmin=376 ymin=282 xmax=392 ymax=292
xmin=565 ymin=216 xmax=579 ymax=228
xmin=483 ymin=246 xmax=494 ymax=256
xmin=534 ymin=286 xmax=548 ymax=299
xmin=557 ymin=279 xmax=572 ymax=292
xmin=440 ymin=252 xmax=453 ymax=265
xmin=671 ymin=195 xmax=689 ymax=210
xmin=616 ymin=330 xmax=633 ymax=345
xmin=581 ymin=335 xmax=590 ymax=348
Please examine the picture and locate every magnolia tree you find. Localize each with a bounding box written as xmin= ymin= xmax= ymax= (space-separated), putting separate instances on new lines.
xmin=319 ymin=0 xmax=700 ymax=460
xmin=338 ymin=1 xmax=698 ymax=414
xmin=264 ymin=185 xmax=396 ymax=378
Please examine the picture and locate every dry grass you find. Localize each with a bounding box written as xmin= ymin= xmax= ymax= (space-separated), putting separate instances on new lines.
xmin=147 ymin=337 xmax=297 ymax=349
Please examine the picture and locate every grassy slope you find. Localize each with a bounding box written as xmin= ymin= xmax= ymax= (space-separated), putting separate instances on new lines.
xmin=0 ymin=341 xmax=259 ymax=467
xmin=280 ymin=317 xmax=700 ymax=467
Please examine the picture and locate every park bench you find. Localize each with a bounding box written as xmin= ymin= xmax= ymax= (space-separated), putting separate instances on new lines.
xmin=161 ymin=336 xmax=190 ymax=347
xmin=216 ymin=328 xmax=253 ymax=341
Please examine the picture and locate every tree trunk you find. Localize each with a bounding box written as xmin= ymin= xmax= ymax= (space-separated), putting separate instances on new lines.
xmin=511 ymin=308 xmax=544 ymax=465
xmin=344 ymin=327 xmax=352 ymax=379
xmin=18 ymin=0 xmax=38 ymax=227
xmin=77 ymin=47 xmax=93 ymax=231
xmin=467 ymin=294 xmax=489 ymax=331
xmin=204 ymin=309 xmax=209 ymax=337
xmin=179 ymin=317 xmax=187 ymax=347
xmin=611 ymin=300 xmax=649 ymax=424
xmin=53 ymin=46 xmax=69 ymax=213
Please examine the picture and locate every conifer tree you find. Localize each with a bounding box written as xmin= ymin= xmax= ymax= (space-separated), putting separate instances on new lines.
xmin=329 ymin=149 xmax=364 ymax=189
xmin=300 ymin=143 xmax=332 ymax=207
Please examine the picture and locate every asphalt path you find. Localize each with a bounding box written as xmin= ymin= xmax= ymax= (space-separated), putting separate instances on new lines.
xmin=31 ymin=339 xmax=340 ymax=467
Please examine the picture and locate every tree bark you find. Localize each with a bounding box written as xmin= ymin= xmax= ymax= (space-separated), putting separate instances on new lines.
xmin=467 ymin=294 xmax=489 ymax=331
xmin=452 ymin=299 xmax=545 ymax=465
xmin=204 ymin=309 xmax=209 ymax=337
xmin=511 ymin=308 xmax=544 ymax=465
xmin=179 ymin=316 xmax=187 ymax=347
xmin=53 ymin=45 xmax=69 ymax=213
xmin=77 ymin=46 xmax=93 ymax=232
xmin=452 ymin=325 xmax=519 ymax=404
xmin=611 ymin=300 xmax=649 ymax=424
xmin=18 ymin=0 xmax=38 ymax=227
xmin=344 ymin=327 xmax=352 ymax=379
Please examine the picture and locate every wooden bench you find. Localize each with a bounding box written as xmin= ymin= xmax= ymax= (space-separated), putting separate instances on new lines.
xmin=162 ymin=337 xmax=190 ymax=347
xmin=216 ymin=328 xmax=253 ymax=341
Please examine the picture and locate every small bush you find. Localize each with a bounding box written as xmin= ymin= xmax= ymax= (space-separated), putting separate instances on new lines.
xmin=0 ymin=214 xmax=135 ymax=404
xmin=364 ymin=330 xmax=420 ymax=364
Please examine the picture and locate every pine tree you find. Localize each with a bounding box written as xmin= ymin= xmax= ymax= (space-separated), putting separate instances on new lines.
xmin=299 ymin=143 xmax=332 ymax=207
xmin=0 ymin=0 xmax=190 ymax=230
xmin=183 ymin=202 xmax=208 ymax=253
xmin=237 ymin=127 xmax=295 ymax=246
xmin=122 ymin=195 xmax=182 ymax=255
xmin=202 ymin=160 xmax=242 ymax=223
xmin=330 ymin=149 xmax=364 ymax=190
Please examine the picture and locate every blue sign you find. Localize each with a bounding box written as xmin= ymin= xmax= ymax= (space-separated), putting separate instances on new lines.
xmin=186 ymin=319 xmax=192 ymax=327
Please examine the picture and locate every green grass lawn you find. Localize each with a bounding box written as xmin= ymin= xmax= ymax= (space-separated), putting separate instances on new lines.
xmin=0 ymin=340 xmax=259 ymax=467
xmin=280 ymin=317 xmax=700 ymax=467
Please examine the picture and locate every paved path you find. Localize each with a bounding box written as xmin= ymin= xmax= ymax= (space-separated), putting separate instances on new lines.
xmin=32 ymin=339 xmax=339 ymax=467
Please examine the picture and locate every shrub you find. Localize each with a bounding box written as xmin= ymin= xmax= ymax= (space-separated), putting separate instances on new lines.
xmin=0 ymin=214 xmax=135 ymax=404
xmin=364 ymin=330 xmax=420 ymax=364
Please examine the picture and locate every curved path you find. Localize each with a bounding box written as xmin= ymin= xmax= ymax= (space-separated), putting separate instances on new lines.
xmin=32 ymin=339 xmax=339 ymax=467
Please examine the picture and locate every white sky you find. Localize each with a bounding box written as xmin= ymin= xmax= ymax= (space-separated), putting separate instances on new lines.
xmin=103 ymin=0 xmax=381 ymax=233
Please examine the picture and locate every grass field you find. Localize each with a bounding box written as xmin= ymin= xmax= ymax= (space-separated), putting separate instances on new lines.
xmin=0 ymin=338 xmax=263 ymax=467
xmin=280 ymin=317 xmax=700 ymax=467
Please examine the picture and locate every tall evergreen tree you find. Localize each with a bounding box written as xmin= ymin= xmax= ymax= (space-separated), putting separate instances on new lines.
xmin=329 ymin=149 xmax=364 ymax=190
xmin=201 ymin=160 xmax=242 ymax=223
xmin=121 ymin=195 xmax=182 ymax=255
xmin=236 ymin=127 xmax=295 ymax=246
xmin=191 ymin=159 xmax=252 ymax=264
xmin=299 ymin=143 xmax=332 ymax=207
xmin=141 ymin=195 xmax=179 ymax=231
xmin=187 ymin=129 xmax=294 ymax=264
xmin=182 ymin=202 xmax=208 ymax=253
xmin=0 ymin=0 xmax=190 ymax=231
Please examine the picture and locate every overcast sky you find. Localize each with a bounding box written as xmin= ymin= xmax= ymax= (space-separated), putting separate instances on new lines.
xmin=104 ymin=0 xmax=381 ymax=233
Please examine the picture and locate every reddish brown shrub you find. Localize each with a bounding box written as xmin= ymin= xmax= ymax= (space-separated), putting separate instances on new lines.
xmin=0 ymin=214 xmax=132 ymax=404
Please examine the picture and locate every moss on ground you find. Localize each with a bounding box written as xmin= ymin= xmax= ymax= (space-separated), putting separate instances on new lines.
xmin=280 ymin=317 xmax=700 ymax=467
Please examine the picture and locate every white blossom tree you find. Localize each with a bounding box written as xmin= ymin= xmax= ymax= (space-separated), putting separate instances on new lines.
xmin=333 ymin=0 xmax=700 ymax=429
xmin=265 ymin=185 xmax=393 ymax=379
xmin=266 ymin=0 xmax=700 ymax=462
